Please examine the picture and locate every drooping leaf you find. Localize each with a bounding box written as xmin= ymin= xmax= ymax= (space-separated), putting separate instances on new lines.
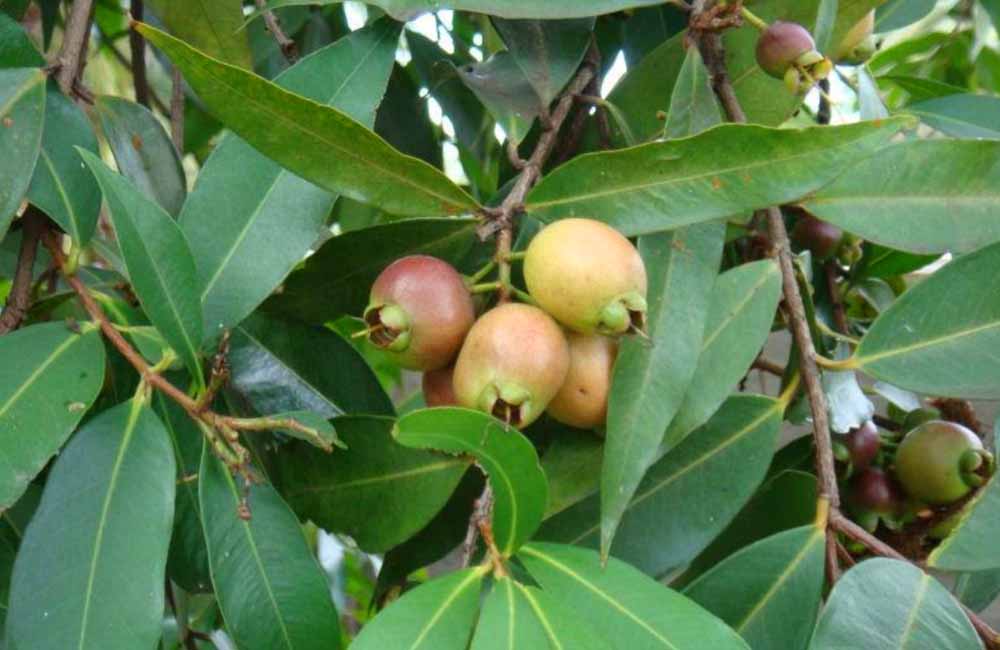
xmin=275 ymin=416 xmax=469 ymax=553
xmin=95 ymin=96 xmax=187 ymax=218
xmin=663 ymin=47 xmax=721 ymax=140
xmin=146 ymin=0 xmax=251 ymax=69
xmin=519 ymin=543 xmax=749 ymax=650
xmin=810 ymin=558 xmax=982 ymax=649
xmin=0 ymin=13 xmax=43 ymax=68
xmin=79 ymin=149 xmax=204 ymax=383
xmin=679 ymin=471 xmax=819 ymax=587
xmin=256 ymin=0 xmax=669 ymax=20
xmin=180 ymin=19 xmax=401 ymax=337
xmin=0 ymin=322 xmax=105 ymax=510
xmin=875 ymin=0 xmax=936 ymax=32
xmin=267 ymin=218 xmax=482 ymax=325
xmin=6 ymin=399 xmax=176 ymax=650
xmin=685 ymin=526 xmax=826 ymax=650
xmin=803 ymin=140 xmax=1000 ymax=254
xmin=909 ymin=94 xmax=1000 ymax=140
xmin=492 ymin=17 xmax=595 ymax=107
xmin=854 ymin=239 xmax=1000 ymax=399
xmin=602 ymin=224 xmax=724 ymax=558
xmin=155 ymin=394 xmax=212 ymax=593
xmin=395 ymin=407 xmax=548 ymax=557
xmin=351 ymin=567 xmax=487 ymax=650
xmin=26 ymin=83 xmax=101 ymax=244
xmin=228 ymin=312 xmax=393 ymax=418
xmin=510 ymin=583 xmax=614 ymax=650
xmin=0 ymin=68 xmax=45 ymax=238
xmin=199 ymin=445 xmax=342 ymax=650
xmin=927 ymin=425 xmax=1000 ymax=571
xmin=540 ymin=395 xmax=783 ymax=577
xmin=526 ymin=119 xmax=907 ymax=236
xmin=137 ymin=23 xmax=480 ymax=219
xmin=664 ymin=259 xmax=782 ymax=448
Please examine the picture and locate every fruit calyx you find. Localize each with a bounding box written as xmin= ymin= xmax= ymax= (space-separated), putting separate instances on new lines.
xmin=599 ymin=292 xmax=648 ymax=336
xmin=363 ymin=303 xmax=411 ymax=352
xmin=479 ymin=383 xmax=533 ymax=428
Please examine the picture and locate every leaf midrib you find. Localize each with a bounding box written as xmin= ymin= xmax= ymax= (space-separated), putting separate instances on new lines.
xmin=0 ymin=331 xmax=80 ymax=420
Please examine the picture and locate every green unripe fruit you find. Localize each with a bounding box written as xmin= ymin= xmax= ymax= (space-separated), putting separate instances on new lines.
xmin=836 ymin=11 xmax=876 ymax=64
xmin=452 ymin=303 xmax=570 ymax=428
xmin=791 ymin=215 xmax=844 ymax=260
xmin=547 ymin=333 xmax=618 ymax=431
xmin=524 ymin=218 xmax=647 ymax=336
xmin=894 ymin=421 xmax=994 ymax=505
xmin=422 ymin=365 xmax=458 ymax=408
xmin=363 ymin=255 xmax=476 ymax=371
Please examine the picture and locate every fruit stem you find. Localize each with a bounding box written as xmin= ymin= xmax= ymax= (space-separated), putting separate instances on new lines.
xmin=739 ymin=5 xmax=769 ymax=31
xmin=504 ymin=251 xmax=527 ymax=263
xmin=467 ymin=259 xmax=497 ymax=284
xmin=510 ymin=286 xmax=537 ymax=305
xmin=470 ymin=281 xmax=503 ymax=294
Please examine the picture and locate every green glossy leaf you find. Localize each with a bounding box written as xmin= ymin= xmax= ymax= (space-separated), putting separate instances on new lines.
xmin=602 ymin=224 xmax=724 ymax=558
xmin=519 ymin=543 xmax=749 ymax=650
xmin=0 ymin=322 xmax=105 ymax=510
xmin=663 ymin=47 xmax=721 ymax=140
xmin=493 ymin=17 xmax=594 ymax=107
xmin=854 ymin=240 xmax=1000 ymax=398
xmin=0 ymin=14 xmax=43 ymax=68
xmin=275 ymin=416 xmax=469 ymax=552
xmin=928 ymin=426 xmax=1000 ymax=571
xmin=664 ymin=260 xmax=782 ymax=448
xmin=804 ymin=140 xmax=1000 ymax=254
xmin=456 ymin=51 xmax=538 ymax=146
xmin=679 ymin=471 xmax=819 ymax=588
xmin=541 ymin=423 xmax=603 ymax=517
xmin=395 ymin=407 xmax=548 ymax=557
xmin=526 ymin=120 xmax=907 ymax=236
xmin=858 ymin=67 xmax=890 ymax=120
xmin=955 ymin=570 xmax=1000 ymax=613
xmin=229 ymin=312 xmax=393 ymax=418
xmin=268 ymin=218 xmax=482 ymax=325
xmin=856 ymin=243 xmax=938 ymax=280
xmin=155 ymin=394 xmax=211 ymax=593
xmin=541 ymin=395 xmax=783 ymax=577
xmin=470 ymin=577 xmax=549 ymax=650
xmin=79 ymin=149 xmax=204 ymax=382
xmin=95 ymin=96 xmax=187 ymax=218
xmin=876 ymin=0 xmax=936 ymax=32
xmin=511 ymin=583 xmax=614 ymax=650
xmin=810 ymin=558 xmax=981 ymax=649
xmin=26 ymin=83 xmax=101 ymax=244
xmin=352 ymin=567 xmax=486 ymax=650
xmin=199 ymin=445 xmax=342 ymax=650
xmin=0 ymin=68 xmax=44 ymax=238
xmin=884 ymin=75 xmax=965 ymax=102
xmin=138 ymin=23 xmax=479 ymax=219
xmin=258 ymin=0 xmax=668 ymax=20
xmin=146 ymin=0 xmax=251 ymax=69
xmin=909 ymin=94 xmax=1000 ymax=140
xmin=0 ymin=484 xmax=39 ymax=640
xmin=6 ymin=399 xmax=175 ymax=650
xmin=685 ymin=526 xmax=826 ymax=650
xmin=180 ymin=19 xmax=401 ymax=337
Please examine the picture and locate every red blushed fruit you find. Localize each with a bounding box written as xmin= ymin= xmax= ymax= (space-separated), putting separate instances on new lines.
xmin=756 ymin=21 xmax=817 ymax=78
xmin=547 ymin=333 xmax=618 ymax=430
xmin=422 ymin=365 xmax=458 ymax=408
xmin=849 ymin=467 xmax=902 ymax=516
xmin=842 ymin=421 xmax=881 ymax=469
xmin=791 ymin=215 xmax=843 ymax=260
xmin=452 ymin=303 xmax=570 ymax=428
xmin=363 ymin=255 xmax=475 ymax=371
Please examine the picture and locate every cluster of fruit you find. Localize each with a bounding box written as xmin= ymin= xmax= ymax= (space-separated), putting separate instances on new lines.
xmin=754 ymin=11 xmax=876 ymax=94
xmin=361 ymin=218 xmax=647 ymax=431
xmin=839 ymin=412 xmax=995 ymax=538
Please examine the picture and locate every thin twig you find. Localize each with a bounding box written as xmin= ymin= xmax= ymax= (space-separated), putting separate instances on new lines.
xmin=817 ymin=78 xmax=832 ymax=125
xmin=751 ymin=356 xmax=785 ymax=376
xmin=129 ymin=0 xmax=149 ymax=107
xmin=98 ymin=27 xmax=170 ymax=113
xmin=54 ymin=0 xmax=96 ymax=95
xmin=255 ymin=0 xmax=299 ymax=63
xmin=0 ymin=207 xmax=46 ymax=335
xmin=170 ymin=68 xmax=185 ymax=155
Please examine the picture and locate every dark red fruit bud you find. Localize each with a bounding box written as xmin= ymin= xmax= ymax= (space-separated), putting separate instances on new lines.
xmin=363 ymin=255 xmax=475 ymax=371
xmin=849 ymin=467 xmax=902 ymax=516
xmin=422 ymin=365 xmax=458 ymax=408
xmin=791 ymin=215 xmax=843 ymax=260
xmin=841 ymin=421 xmax=881 ymax=469
xmin=756 ymin=21 xmax=816 ymax=77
